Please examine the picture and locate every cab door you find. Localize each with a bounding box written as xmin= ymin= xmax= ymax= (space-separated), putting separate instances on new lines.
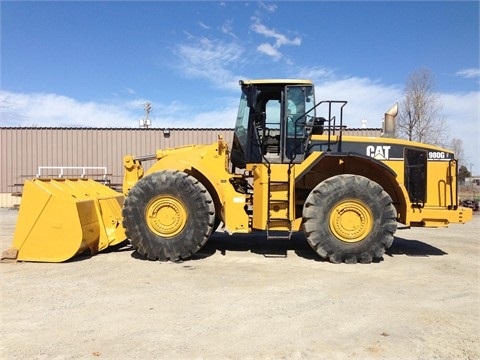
xmin=282 ymin=85 xmax=315 ymax=163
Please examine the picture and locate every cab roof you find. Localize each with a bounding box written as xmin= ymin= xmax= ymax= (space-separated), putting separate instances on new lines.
xmin=239 ymin=79 xmax=313 ymax=86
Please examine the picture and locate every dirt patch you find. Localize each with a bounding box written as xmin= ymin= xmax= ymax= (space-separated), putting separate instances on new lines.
xmin=1 ymin=209 xmax=479 ymax=359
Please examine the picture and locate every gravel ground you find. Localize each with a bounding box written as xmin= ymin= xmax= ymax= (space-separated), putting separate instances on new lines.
xmin=0 ymin=208 xmax=479 ymax=360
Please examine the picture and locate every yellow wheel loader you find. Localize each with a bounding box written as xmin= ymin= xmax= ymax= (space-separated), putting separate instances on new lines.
xmin=3 ymin=79 xmax=472 ymax=263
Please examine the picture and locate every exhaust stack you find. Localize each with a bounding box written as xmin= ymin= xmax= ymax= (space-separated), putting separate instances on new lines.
xmin=382 ymin=103 xmax=398 ymax=138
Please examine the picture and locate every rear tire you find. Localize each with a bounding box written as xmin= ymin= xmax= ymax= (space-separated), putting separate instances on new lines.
xmin=122 ymin=170 xmax=215 ymax=261
xmin=302 ymin=174 xmax=397 ymax=264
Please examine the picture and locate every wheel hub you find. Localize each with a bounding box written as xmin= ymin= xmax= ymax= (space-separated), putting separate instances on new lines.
xmin=146 ymin=196 xmax=187 ymax=237
xmin=329 ymin=199 xmax=373 ymax=243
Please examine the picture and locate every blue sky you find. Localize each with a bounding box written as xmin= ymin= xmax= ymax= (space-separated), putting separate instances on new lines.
xmin=1 ymin=1 xmax=479 ymax=171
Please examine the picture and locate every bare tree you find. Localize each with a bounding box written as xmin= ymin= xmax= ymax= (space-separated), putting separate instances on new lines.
xmin=395 ymin=68 xmax=449 ymax=147
xmin=449 ymin=137 xmax=466 ymax=165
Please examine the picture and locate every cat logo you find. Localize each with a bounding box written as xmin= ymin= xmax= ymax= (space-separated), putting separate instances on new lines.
xmin=366 ymin=145 xmax=391 ymax=160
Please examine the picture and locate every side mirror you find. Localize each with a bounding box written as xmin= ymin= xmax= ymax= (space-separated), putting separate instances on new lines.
xmin=312 ymin=117 xmax=326 ymax=135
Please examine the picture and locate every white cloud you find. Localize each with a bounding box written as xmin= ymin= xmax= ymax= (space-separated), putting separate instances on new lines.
xmin=198 ymin=21 xmax=210 ymax=30
xmin=183 ymin=30 xmax=195 ymax=40
xmin=251 ymin=23 xmax=301 ymax=47
xmin=258 ymin=1 xmax=277 ymax=13
xmin=0 ymin=77 xmax=418 ymax=132
xmin=311 ymin=76 xmax=403 ymax=128
xmin=311 ymin=76 xmax=479 ymax=167
xmin=296 ymin=66 xmax=336 ymax=81
xmin=173 ymin=37 xmax=245 ymax=90
xmin=221 ymin=20 xmax=236 ymax=38
xmin=313 ymin=78 xmax=479 ymax=170
xmin=250 ymin=21 xmax=301 ymax=60
xmin=0 ymin=90 xmax=238 ymax=129
xmin=455 ymin=68 xmax=480 ymax=79
xmin=2 ymin=79 xmax=478 ymax=172
xmin=158 ymin=104 xmax=238 ymax=129
xmin=440 ymin=91 xmax=480 ymax=166
xmin=257 ymin=43 xmax=281 ymax=60
xmin=0 ymin=91 xmax=136 ymax=127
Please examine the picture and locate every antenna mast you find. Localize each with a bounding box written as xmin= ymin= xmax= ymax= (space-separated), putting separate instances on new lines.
xmin=140 ymin=102 xmax=152 ymax=128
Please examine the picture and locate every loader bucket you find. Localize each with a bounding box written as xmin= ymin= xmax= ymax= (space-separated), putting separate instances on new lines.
xmin=2 ymin=178 xmax=127 ymax=262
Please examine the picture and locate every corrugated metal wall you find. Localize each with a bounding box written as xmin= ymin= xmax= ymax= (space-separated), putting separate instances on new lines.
xmin=342 ymin=128 xmax=383 ymax=137
xmin=0 ymin=127 xmax=234 ymax=195
xmin=0 ymin=126 xmax=381 ymax=206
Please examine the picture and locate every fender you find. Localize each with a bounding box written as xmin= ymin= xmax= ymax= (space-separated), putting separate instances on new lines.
xmin=144 ymin=141 xmax=250 ymax=233
xmin=295 ymin=151 xmax=408 ymax=224
xmin=296 ymin=151 xmax=396 ymax=181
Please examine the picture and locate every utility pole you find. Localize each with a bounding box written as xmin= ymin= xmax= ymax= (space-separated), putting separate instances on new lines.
xmin=140 ymin=102 xmax=152 ymax=128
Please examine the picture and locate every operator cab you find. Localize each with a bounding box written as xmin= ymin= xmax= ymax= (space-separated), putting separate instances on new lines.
xmin=231 ymin=79 xmax=318 ymax=168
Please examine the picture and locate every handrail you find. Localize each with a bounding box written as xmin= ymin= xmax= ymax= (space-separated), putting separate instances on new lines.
xmin=36 ymin=166 xmax=109 ymax=180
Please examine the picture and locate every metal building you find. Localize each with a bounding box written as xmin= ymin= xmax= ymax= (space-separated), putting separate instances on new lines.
xmin=0 ymin=126 xmax=382 ymax=207
xmin=0 ymin=127 xmax=234 ymax=207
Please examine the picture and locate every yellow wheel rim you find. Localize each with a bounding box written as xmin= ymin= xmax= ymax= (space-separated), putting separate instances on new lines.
xmin=146 ymin=196 xmax=187 ymax=238
xmin=329 ymin=199 xmax=373 ymax=243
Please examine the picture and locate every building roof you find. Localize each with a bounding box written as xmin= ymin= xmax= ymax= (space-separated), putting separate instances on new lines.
xmin=0 ymin=127 xmax=235 ymax=131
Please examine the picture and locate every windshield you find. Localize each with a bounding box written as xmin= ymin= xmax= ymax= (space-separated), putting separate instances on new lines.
xmin=234 ymin=92 xmax=249 ymax=153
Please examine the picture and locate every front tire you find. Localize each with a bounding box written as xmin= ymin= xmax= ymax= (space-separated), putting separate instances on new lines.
xmin=122 ymin=170 xmax=215 ymax=261
xmin=302 ymin=174 xmax=397 ymax=264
